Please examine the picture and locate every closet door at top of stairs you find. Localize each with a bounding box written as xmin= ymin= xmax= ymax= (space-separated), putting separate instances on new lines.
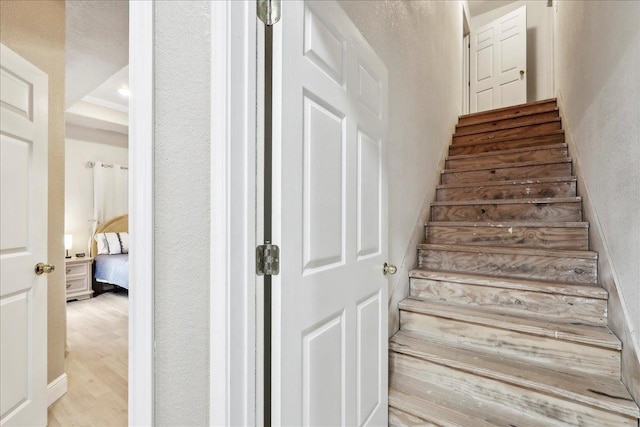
xmin=470 ymin=5 xmax=527 ymax=113
xmin=271 ymin=1 xmax=389 ymax=425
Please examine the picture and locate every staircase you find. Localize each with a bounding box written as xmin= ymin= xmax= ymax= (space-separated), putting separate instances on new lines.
xmin=388 ymin=99 xmax=640 ymax=427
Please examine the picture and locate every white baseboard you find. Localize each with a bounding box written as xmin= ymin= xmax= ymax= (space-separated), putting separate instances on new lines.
xmin=47 ymin=373 xmax=67 ymax=407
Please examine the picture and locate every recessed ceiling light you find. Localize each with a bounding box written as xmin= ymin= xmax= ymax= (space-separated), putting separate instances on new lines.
xmin=118 ymin=87 xmax=131 ymax=97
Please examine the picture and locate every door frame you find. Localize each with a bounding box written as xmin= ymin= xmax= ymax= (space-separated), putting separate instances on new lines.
xmin=129 ymin=1 xmax=154 ymax=425
xmin=210 ymin=1 xmax=258 ymax=425
xmin=130 ymin=2 xmax=258 ymax=425
xmin=462 ymin=2 xmax=471 ymax=115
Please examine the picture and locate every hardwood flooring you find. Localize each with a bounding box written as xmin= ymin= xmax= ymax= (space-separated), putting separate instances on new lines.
xmin=48 ymin=292 xmax=128 ymax=427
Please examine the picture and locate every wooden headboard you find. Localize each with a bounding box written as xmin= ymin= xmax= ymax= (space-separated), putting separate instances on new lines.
xmin=91 ymin=214 xmax=128 ymax=257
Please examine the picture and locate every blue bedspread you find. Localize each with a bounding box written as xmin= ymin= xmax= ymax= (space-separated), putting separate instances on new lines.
xmin=95 ymin=254 xmax=129 ymax=289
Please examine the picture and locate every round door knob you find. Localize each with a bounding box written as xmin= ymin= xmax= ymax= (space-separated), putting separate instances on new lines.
xmin=519 ymin=70 xmax=525 ymax=76
xmin=35 ymin=263 xmax=55 ymax=275
xmin=383 ymin=262 xmax=397 ymax=275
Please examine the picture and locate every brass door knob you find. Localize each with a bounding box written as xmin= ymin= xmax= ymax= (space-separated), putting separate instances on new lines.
xmin=383 ymin=262 xmax=397 ymax=275
xmin=519 ymin=70 xmax=525 ymax=76
xmin=35 ymin=263 xmax=55 ymax=275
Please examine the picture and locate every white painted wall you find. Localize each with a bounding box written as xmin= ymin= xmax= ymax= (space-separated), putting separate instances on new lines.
xmin=153 ymin=1 xmax=211 ymax=424
xmin=553 ymin=0 xmax=640 ymax=402
xmin=339 ymin=1 xmax=464 ymax=335
xmin=471 ymin=0 xmax=554 ymax=102
xmin=64 ymin=124 xmax=128 ymax=256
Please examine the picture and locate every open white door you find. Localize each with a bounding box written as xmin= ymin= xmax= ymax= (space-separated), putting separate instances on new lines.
xmin=271 ymin=1 xmax=389 ymax=425
xmin=470 ymin=5 xmax=527 ymax=113
xmin=0 ymin=44 xmax=49 ymax=426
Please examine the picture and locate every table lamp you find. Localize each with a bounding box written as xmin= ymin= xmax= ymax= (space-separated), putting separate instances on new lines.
xmin=64 ymin=234 xmax=73 ymax=259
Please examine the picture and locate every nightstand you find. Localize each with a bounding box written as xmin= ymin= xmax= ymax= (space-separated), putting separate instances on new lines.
xmin=65 ymin=257 xmax=94 ymax=301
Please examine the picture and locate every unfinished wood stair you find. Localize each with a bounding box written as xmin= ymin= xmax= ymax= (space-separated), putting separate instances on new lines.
xmin=389 ymin=98 xmax=640 ymax=426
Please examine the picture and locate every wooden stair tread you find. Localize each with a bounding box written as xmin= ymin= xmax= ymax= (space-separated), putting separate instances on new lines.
xmin=442 ymin=157 xmax=571 ymax=174
xmin=418 ymin=245 xmax=596 ymax=285
xmin=390 ymin=375 xmax=550 ymax=427
xmin=399 ymin=298 xmax=620 ymax=350
xmin=446 ymin=142 xmax=567 ymax=161
xmin=418 ymin=242 xmax=597 ymax=259
xmin=459 ymin=98 xmax=557 ymax=120
xmin=426 ymin=220 xmax=588 ymax=228
xmin=454 ymin=117 xmax=562 ymax=138
xmin=437 ymin=175 xmax=577 ymax=189
xmin=425 ymin=221 xmax=589 ymax=249
xmin=432 ymin=196 xmax=581 ymax=207
xmin=456 ymin=107 xmax=559 ymax=130
xmin=391 ymin=331 xmax=639 ymax=418
xmin=450 ymin=129 xmax=564 ymax=149
xmin=389 ymin=387 xmax=496 ymax=427
xmin=436 ymin=178 xmax=578 ymax=203
xmin=388 ymin=405 xmax=436 ymax=427
xmin=409 ymin=269 xmax=607 ymax=299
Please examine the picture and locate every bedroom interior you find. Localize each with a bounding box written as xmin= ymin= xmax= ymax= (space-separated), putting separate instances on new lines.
xmin=48 ymin=1 xmax=130 ymax=424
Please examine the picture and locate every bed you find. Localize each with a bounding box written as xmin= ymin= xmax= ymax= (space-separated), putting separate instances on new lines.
xmin=91 ymin=214 xmax=129 ymax=293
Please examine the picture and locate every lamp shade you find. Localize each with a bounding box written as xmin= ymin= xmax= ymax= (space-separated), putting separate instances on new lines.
xmin=64 ymin=234 xmax=73 ymax=250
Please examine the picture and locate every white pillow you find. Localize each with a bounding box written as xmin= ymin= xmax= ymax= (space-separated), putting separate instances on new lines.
xmin=118 ymin=232 xmax=129 ymax=254
xmin=94 ymin=233 xmax=109 ymax=255
xmin=94 ymin=232 xmax=129 ymax=255
xmin=104 ymin=233 xmax=122 ymax=254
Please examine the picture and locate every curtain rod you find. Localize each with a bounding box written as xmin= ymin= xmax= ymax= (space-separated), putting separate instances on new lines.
xmin=85 ymin=161 xmax=129 ymax=170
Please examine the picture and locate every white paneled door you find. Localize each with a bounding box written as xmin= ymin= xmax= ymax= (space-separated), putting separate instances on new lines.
xmin=272 ymin=1 xmax=389 ymax=425
xmin=0 ymin=44 xmax=49 ymax=426
xmin=470 ymin=5 xmax=527 ymax=113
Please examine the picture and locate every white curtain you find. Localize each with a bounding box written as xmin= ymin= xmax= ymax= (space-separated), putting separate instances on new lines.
xmin=90 ymin=161 xmax=128 ymax=242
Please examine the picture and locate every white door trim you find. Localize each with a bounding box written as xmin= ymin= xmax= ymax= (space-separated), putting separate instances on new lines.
xmin=463 ymin=34 xmax=470 ymax=115
xmin=210 ymin=1 xmax=258 ymax=425
xmin=128 ymin=1 xmax=154 ymax=425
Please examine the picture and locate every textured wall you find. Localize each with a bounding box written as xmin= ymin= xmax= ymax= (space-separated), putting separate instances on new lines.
xmin=554 ymin=0 xmax=640 ymax=401
xmin=153 ymin=1 xmax=211 ymax=425
xmin=0 ymin=0 xmax=67 ymax=385
xmin=339 ymin=1 xmax=463 ymax=336
xmin=470 ymin=0 xmax=555 ymax=103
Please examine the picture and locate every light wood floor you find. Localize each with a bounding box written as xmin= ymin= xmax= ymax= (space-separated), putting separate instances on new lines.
xmin=48 ymin=292 xmax=128 ymax=427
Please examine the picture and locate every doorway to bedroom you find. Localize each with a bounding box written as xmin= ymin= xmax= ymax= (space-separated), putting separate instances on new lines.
xmin=48 ymin=1 xmax=130 ymax=425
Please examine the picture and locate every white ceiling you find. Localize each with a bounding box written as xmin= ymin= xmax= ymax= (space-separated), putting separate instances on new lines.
xmin=65 ymin=1 xmax=128 ymax=136
xmin=65 ymin=0 xmax=128 ymax=109
xmin=467 ymin=0 xmax=518 ymax=17
xmin=82 ymin=65 xmax=129 ymax=113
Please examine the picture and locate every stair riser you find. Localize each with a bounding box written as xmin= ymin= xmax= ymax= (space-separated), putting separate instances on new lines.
xmin=426 ymin=224 xmax=588 ymax=249
xmin=453 ymin=121 xmax=562 ymax=144
xmin=410 ymin=278 xmax=606 ymax=325
xmin=458 ymin=101 xmax=557 ymax=126
xmin=446 ymin=146 xmax=567 ymax=169
xmin=455 ymin=110 xmax=560 ymax=134
xmin=417 ymin=248 xmax=597 ymax=284
xmin=449 ymin=133 xmax=564 ymax=156
xmin=398 ymin=312 xmax=620 ymax=377
xmin=431 ymin=201 xmax=582 ymax=223
xmin=436 ymin=180 xmax=577 ymax=201
xmin=390 ymin=353 xmax=634 ymax=427
xmin=442 ymin=162 xmax=572 ymax=185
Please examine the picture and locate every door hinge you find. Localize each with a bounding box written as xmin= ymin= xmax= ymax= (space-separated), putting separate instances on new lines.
xmin=258 ymin=0 xmax=281 ymax=26
xmin=256 ymin=243 xmax=280 ymax=276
